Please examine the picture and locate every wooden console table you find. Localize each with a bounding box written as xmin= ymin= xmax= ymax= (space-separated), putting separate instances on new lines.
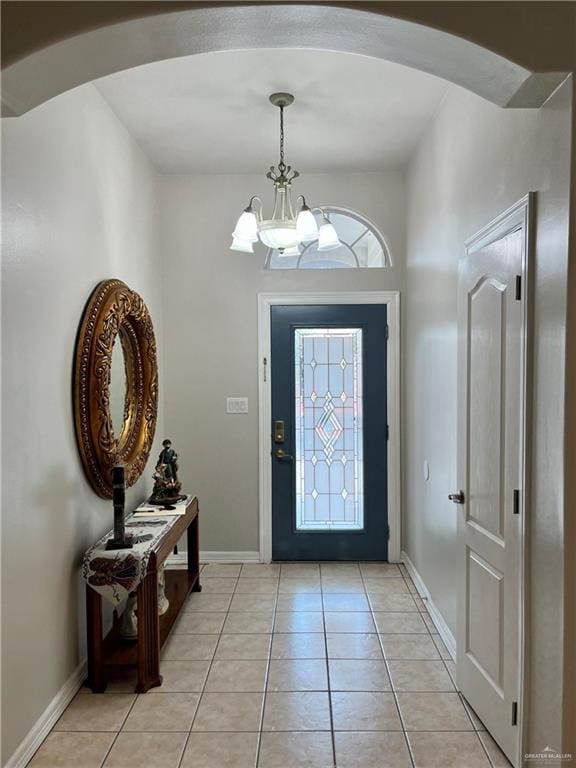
xmin=85 ymin=496 xmax=201 ymax=693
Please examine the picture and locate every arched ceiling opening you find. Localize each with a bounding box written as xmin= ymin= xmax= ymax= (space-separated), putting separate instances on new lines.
xmin=1 ymin=4 xmax=568 ymax=117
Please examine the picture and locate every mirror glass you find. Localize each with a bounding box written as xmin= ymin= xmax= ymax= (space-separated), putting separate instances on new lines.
xmin=110 ymin=333 xmax=127 ymax=440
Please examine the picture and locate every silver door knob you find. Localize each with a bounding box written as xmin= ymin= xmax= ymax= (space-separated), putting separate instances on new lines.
xmin=449 ymin=491 xmax=465 ymax=504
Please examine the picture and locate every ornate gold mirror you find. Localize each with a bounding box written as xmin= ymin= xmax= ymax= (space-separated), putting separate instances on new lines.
xmin=73 ymin=279 xmax=158 ymax=498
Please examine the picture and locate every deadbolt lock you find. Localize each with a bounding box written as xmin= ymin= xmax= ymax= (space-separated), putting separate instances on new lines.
xmin=274 ymin=420 xmax=285 ymax=443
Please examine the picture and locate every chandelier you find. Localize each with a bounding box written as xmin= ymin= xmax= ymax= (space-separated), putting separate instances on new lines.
xmin=230 ymin=93 xmax=341 ymax=256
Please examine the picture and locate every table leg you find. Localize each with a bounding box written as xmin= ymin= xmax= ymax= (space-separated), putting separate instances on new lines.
xmin=86 ymin=586 xmax=106 ymax=692
xmin=136 ymin=570 xmax=162 ymax=693
xmin=188 ymin=513 xmax=202 ymax=591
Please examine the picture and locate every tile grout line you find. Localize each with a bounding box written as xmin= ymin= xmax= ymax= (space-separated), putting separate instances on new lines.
xmin=397 ymin=565 xmax=482 ymax=758
xmin=396 ymin=566 xmax=493 ymax=765
xmin=362 ymin=565 xmax=417 ymax=768
xmin=398 ymin=568 xmax=489 ymax=738
xmin=43 ymin=727 xmax=502 ymax=734
xmin=77 ymin=597 xmax=159 ymax=768
xmin=476 ymin=733 xmax=499 ymax=768
xmin=471 ymin=718 xmax=501 ymax=768
xmin=175 ymin=572 xmax=240 ymax=768
xmin=319 ymin=565 xmax=338 ymax=768
xmin=254 ymin=564 xmax=280 ymax=768
xmin=98 ymin=683 xmax=141 ymax=767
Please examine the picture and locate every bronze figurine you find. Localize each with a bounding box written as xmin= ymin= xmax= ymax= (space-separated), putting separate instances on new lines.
xmin=149 ymin=439 xmax=186 ymax=505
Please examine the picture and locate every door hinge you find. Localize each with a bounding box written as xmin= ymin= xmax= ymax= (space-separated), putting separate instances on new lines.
xmin=513 ymin=489 xmax=520 ymax=515
xmin=386 ymin=424 xmax=390 ymax=441
xmin=515 ymin=275 xmax=522 ymax=301
xmin=386 ymin=524 xmax=390 ymax=541
xmin=385 ymin=324 xmax=389 ymax=341
xmin=512 ymin=701 xmax=518 ymax=726
xmin=263 ymin=357 xmax=268 ymax=382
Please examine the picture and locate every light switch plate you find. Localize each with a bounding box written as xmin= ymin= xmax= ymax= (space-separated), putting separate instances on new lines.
xmin=226 ymin=397 xmax=249 ymax=414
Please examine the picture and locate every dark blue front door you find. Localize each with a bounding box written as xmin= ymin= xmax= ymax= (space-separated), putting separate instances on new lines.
xmin=271 ymin=304 xmax=388 ymax=561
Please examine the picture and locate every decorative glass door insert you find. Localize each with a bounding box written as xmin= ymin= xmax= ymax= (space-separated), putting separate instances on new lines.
xmin=294 ymin=328 xmax=364 ymax=530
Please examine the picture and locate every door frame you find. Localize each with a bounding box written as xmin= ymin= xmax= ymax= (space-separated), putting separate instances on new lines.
xmin=257 ymin=291 xmax=401 ymax=563
xmin=459 ymin=193 xmax=533 ymax=765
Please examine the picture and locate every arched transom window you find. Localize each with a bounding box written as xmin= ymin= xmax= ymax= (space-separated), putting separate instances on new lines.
xmin=265 ymin=207 xmax=391 ymax=270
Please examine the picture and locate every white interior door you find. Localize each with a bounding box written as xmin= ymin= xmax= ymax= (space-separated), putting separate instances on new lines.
xmin=455 ymin=196 xmax=532 ymax=767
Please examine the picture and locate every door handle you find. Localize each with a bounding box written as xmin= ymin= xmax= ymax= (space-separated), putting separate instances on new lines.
xmin=449 ymin=491 xmax=465 ymax=504
xmin=275 ymin=448 xmax=294 ymax=461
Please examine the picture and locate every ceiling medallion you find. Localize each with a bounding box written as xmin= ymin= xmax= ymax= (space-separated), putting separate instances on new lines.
xmin=230 ymin=93 xmax=341 ymax=255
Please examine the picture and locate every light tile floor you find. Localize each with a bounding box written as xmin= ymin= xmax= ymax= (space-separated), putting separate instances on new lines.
xmin=29 ymin=562 xmax=513 ymax=768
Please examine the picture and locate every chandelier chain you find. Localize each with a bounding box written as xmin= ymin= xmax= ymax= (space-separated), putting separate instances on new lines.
xmin=279 ymin=105 xmax=286 ymax=173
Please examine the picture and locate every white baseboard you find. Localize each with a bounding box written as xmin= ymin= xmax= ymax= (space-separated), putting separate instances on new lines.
xmin=5 ymin=659 xmax=87 ymax=768
xmin=201 ymin=551 xmax=260 ymax=563
xmin=166 ymin=551 xmax=261 ymax=567
xmin=401 ymin=550 xmax=456 ymax=660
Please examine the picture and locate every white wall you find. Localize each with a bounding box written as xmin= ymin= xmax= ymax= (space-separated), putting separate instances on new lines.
xmin=403 ymin=79 xmax=572 ymax=755
xmin=1 ymin=84 xmax=164 ymax=764
xmin=159 ymin=172 xmax=405 ymax=553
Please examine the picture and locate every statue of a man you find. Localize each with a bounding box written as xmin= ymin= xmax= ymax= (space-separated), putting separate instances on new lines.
xmin=157 ymin=439 xmax=178 ymax=483
xmin=149 ymin=438 xmax=184 ymax=505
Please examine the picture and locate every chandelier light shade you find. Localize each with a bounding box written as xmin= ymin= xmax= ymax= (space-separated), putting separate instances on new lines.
xmin=317 ymin=216 xmax=341 ymax=251
xmin=296 ymin=205 xmax=320 ymax=242
xmin=232 ymin=208 xmax=259 ymax=243
xmin=230 ymin=93 xmax=339 ymax=255
xmin=230 ymin=236 xmax=254 ymax=253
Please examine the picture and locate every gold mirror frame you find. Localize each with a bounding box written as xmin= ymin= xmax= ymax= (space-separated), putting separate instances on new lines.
xmin=73 ymin=279 xmax=158 ymax=498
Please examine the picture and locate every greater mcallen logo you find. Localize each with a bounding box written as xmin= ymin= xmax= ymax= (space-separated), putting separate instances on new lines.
xmin=524 ymin=746 xmax=573 ymax=762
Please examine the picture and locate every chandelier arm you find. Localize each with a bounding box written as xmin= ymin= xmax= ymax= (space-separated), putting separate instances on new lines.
xmin=296 ymin=197 xmax=321 ymax=218
xmin=285 ymin=185 xmax=296 ymax=220
xmin=248 ymin=195 xmax=264 ymax=220
xmin=295 ymin=196 xmax=312 ymax=212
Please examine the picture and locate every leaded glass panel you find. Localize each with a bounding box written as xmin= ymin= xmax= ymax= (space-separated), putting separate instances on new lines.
xmin=294 ymin=328 xmax=364 ymax=530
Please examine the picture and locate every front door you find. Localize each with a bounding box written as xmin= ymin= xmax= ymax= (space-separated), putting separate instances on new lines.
xmin=455 ymin=198 xmax=530 ymax=767
xmin=270 ymin=304 xmax=388 ymax=561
